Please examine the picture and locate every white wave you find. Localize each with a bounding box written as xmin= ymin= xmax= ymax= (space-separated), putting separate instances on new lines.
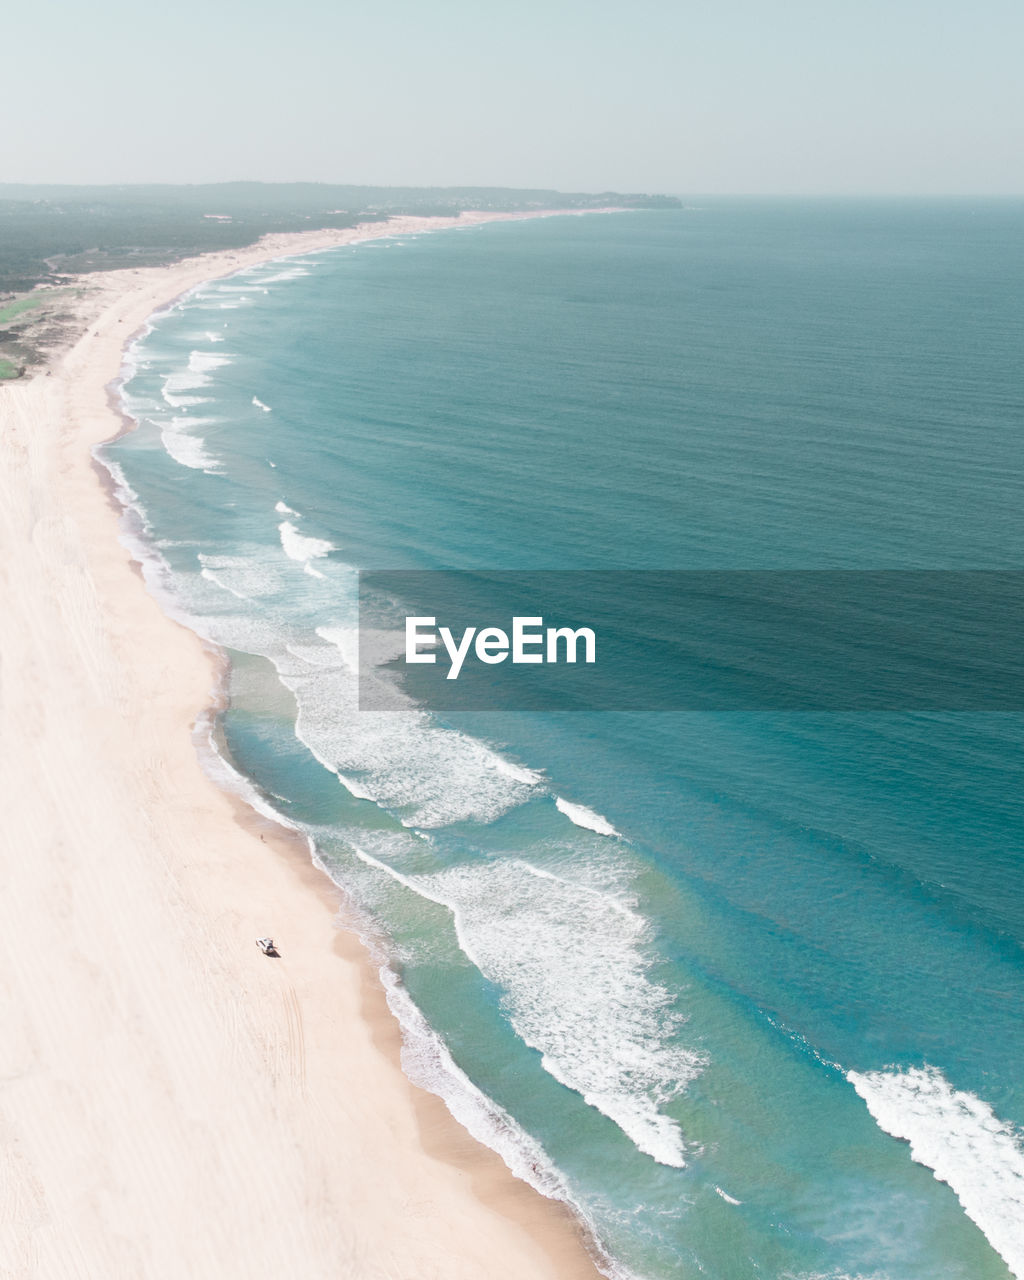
xmin=275 ymin=500 xmax=300 ymax=516
xmin=158 ymin=417 xmax=221 ymax=472
xmin=91 ymin=450 xmax=171 ymax=594
xmin=354 ymin=848 xmax=701 ymax=1167
xmin=161 ymin=386 xmax=210 ymax=409
xmin=197 ymin=552 xmax=287 ymax=602
xmin=113 ymin=536 xmax=537 ymax=830
xmin=137 ymin=555 xmax=536 ymax=829
xmin=282 ymin=651 xmax=538 ymax=827
xmin=120 ymin=384 xmax=163 ymax=419
xmin=257 ymin=266 xmax=313 ymax=283
xmin=278 ymin=520 xmax=334 ymax=565
xmin=193 ymin=709 xmax=304 ymax=835
xmin=782 ymin=1272 xmax=885 ymax=1280
xmin=714 ymin=1185 xmax=742 ymax=1205
xmin=92 ymin=450 xmax=140 ymax=510
xmin=161 ymin=376 xmax=208 ymax=407
xmin=379 ymin=967 xmax=569 ymax=1197
xmin=488 ymin=755 xmax=545 ymax=786
xmin=300 ymin=629 xmax=358 ymax=666
xmin=556 ymin=796 xmax=622 ymax=839
xmin=848 ymin=1065 xmax=1024 ymax=1279
xmin=200 ymin=567 xmax=248 ymax=600
xmin=298 ymin=625 xmax=545 ymax=824
xmin=93 ymin=495 xmax=220 ymax=648
xmin=336 ymin=771 xmax=376 ymax=802
xmin=377 ymin=962 xmax=647 ymax=1277
xmin=161 ymin=349 xmax=234 ymax=406
xmin=252 ymin=396 xmax=272 ymax=412
xmin=189 ymin=350 xmax=233 ymax=374
xmin=204 ymin=331 xmax=224 ymax=343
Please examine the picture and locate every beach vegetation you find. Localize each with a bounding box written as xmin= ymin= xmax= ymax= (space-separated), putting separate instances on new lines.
xmin=0 ymin=182 xmax=679 ymax=374
xmin=0 ymin=182 xmax=681 ymax=295
xmin=0 ymin=294 xmax=46 ymax=325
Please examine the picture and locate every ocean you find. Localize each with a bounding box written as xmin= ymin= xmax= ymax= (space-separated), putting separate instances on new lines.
xmin=101 ymin=202 xmax=1024 ymax=1280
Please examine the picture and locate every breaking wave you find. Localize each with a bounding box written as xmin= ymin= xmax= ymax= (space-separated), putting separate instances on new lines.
xmin=354 ymin=847 xmax=702 ymax=1167
xmin=848 ymin=1065 xmax=1024 ymax=1279
xmin=556 ymin=796 xmax=622 ymax=839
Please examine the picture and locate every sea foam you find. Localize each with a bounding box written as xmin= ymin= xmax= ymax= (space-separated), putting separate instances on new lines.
xmin=354 ymin=847 xmax=702 ymax=1167
xmin=848 ymin=1065 xmax=1024 ymax=1279
xmin=126 ymin=534 xmax=541 ymax=832
xmin=256 ymin=265 xmax=314 ymax=283
xmin=158 ymin=417 xmax=222 ymax=472
xmin=278 ymin=520 xmax=335 ymax=564
xmin=283 ymin=658 xmax=538 ymax=827
xmin=556 ymin=796 xmax=622 ymax=839
xmin=378 ymin=965 xmax=645 ymax=1280
xmin=160 ymin=349 xmax=233 ymax=406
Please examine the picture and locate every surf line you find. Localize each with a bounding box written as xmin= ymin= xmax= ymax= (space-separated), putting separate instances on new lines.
xmin=405 ymin=616 xmax=596 ymax=681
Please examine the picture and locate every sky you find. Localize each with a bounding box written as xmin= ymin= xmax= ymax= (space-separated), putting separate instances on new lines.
xmin=5 ymin=0 xmax=1023 ymax=194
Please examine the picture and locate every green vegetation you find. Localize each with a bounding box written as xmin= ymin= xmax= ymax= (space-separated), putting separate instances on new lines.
xmin=0 ymin=182 xmax=681 ymax=295
xmin=0 ymin=288 xmax=69 ymax=378
xmin=0 ymin=182 xmax=681 ymax=375
xmin=0 ymin=294 xmax=46 ymax=325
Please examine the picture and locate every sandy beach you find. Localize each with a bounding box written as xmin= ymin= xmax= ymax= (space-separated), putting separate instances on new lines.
xmin=0 ymin=214 xmax=604 ymax=1279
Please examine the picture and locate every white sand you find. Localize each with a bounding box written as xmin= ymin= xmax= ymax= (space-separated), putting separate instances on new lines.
xmin=0 ymin=215 xmax=605 ymax=1279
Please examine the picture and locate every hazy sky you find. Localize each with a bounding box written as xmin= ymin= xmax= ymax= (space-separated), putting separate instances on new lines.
xmin=6 ymin=0 xmax=1022 ymax=194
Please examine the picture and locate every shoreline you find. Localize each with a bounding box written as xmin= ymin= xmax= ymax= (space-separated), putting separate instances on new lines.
xmin=0 ymin=212 xmax=610 ymax=1278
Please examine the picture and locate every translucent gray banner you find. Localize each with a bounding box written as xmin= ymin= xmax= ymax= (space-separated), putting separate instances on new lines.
xmin=357 ymin=571 xmax=1024 ymax=711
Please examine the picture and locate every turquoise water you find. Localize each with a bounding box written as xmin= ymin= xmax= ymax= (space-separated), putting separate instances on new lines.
xmin=103 ymin=204 xmax=1024 ymax=1280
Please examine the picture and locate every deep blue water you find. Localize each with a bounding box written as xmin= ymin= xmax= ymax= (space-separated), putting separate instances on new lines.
xmin=104 ymin=203 xmax=1024 ymax=1280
